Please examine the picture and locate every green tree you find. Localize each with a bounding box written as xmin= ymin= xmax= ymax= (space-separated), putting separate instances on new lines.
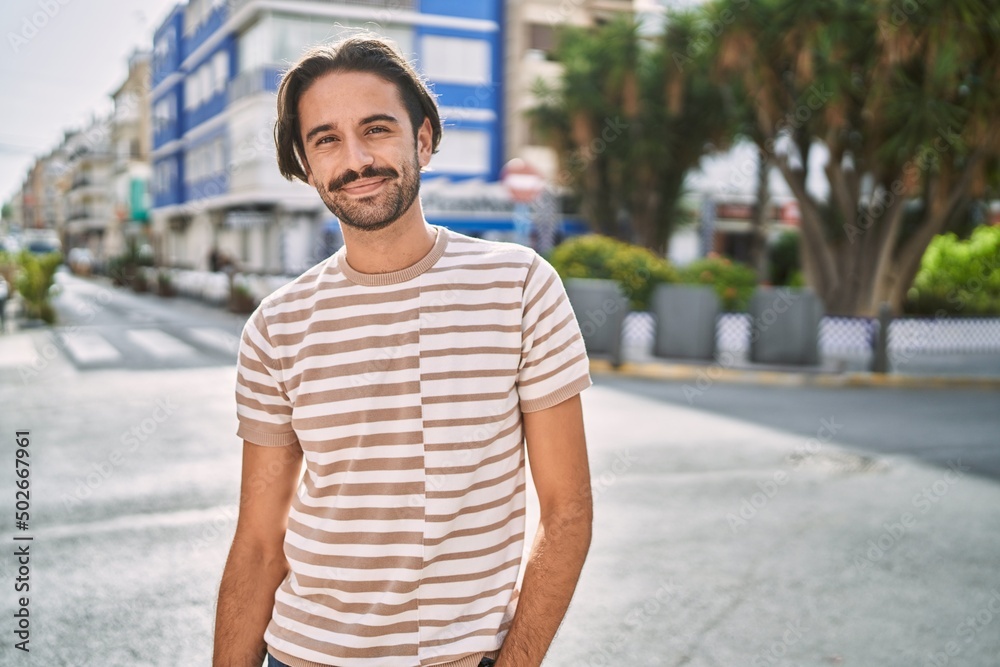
xmin=531 ymin=13 xmax=731 ymax=255
xmin=714 ymin=0 xmax=1000 ymax=315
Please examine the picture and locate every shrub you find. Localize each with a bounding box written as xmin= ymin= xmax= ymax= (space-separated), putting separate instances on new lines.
xmin=769 ymin=231 xmax=801 ymax=286
xmin=905 ymin=226 xmax=1000 ymax=316
xmin=677 ymin=255 xmax=758 ymax=312
xmin=16 ymin=250 xmax=62 ymax=324
xmin=549 ymin=234 xmax=677 ymax=310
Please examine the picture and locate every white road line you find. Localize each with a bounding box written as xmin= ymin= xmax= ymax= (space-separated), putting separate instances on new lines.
xmin=126 ymin=329 xmax=199 ymax=359
xmin=0 ymin=334 xmax=41 ymax=368
xmin=187 ymin=327 xmax=241 ymax=356
xmin=60 ymin=331 xmax=122 ymax=364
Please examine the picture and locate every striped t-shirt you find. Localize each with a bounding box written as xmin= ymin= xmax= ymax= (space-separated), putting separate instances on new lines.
xmin=234 ymin=226 xmax=592 ymax=667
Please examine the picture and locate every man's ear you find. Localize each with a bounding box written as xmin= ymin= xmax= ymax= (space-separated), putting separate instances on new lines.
xmin=417 ymin=117 xmax=433 ymax=168
xmin=296 ymin=144 xmax=314 ymax=186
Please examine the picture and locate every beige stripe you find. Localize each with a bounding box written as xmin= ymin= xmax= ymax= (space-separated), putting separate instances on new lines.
xmin=421 ymin=557 xmax=521 ymax=587
xmin=290 ymin=573 xmax=419 ymax=595
xmin=265 ymin=287 xmax=421 ymax=325
xmin=426 ymin=483 xmax=524 ymax=523
xmin=285 ymin=355 xmax=421 ymax=392
xmin=423 ymin=533 xmax=522 ymax=567
xmin=427 ymin=261 xmax=530 ymax=274
xmin=419 ymin=604 xmax=508 ymax=628
xmin=519 ymin=353 xmax=589 ymax=387
xmin=420 ymin=368 xmax=515 ymax=382
xmin=426 ymin=456 xmax=521 ymax=493
xmin=273 ymin=332 xmax=419 ymax=365
xmin=419 ymin=323 xmax=521 ymax=336
xmin=522 ymin=268 xmax=557 ymax=321
xmin=419 ymin=625 xmax=503 ymax=648
xmin=276 ymin=588 xmax=418 ymax=618
xmin=303 ymin=478 xmax=426 ymax=498
xmin=522 ymin=292 xmax=568 ymax=342
xmin=288 ymin=516 xmax=423 ymax=546
xmin=285 ymin=542 xmax=424 ymax=571
xmin=421 ymin=280 xmax=523 ymax=293
xmin=423 ymin=508 xmax=525 ymax=548
xmin=423 ymin=420 xmax=521 ymax=452
xmin=293 ymin=405 xmax=423 ymax=432
xmin=295 ymin=380 xmax=420 ymax=408
xmin=422 ymin=402 xmax=518 ymax=429
xmin=421 ymin=391 xmax=511 ymax=405
xmin=419 ymin=346 xmax=521 ymax=359
xmin=311 ymin=453 xmax=426 ymax=478
xmin=268 ymin=618 xmax=416 ymax=655
xmin=420 ymin=582 xmax=514 ymax=607
xmin=523 ymin=311 xmax=576 ymax=352
xmin=268 ymin=309 xmax=420 ymax=347
xmin=300 ymin=430 xmax=423 ymax=452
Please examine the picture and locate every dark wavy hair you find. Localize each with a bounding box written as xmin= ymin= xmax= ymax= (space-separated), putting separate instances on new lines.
xmin=274 ymin=35 xmax=442 ymax=183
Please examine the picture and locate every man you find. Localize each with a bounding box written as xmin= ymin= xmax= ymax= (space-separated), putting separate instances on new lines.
xmin=214 ymin=36 xmax=593 ymax=667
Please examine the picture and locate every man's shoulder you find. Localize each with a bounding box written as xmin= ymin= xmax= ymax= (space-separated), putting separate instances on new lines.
xmin=437 ymin=228 xmax=540 ymax=275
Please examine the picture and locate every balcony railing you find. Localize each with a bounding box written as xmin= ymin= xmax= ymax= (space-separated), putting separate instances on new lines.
xmin=228 ymin=65 xmax=282 ymax=104
xmin=228 ymin=0 xmax=413 ymax=14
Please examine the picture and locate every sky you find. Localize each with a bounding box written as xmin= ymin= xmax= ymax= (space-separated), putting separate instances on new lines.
xmin=0 ymin=0 xmax=179 ymax=203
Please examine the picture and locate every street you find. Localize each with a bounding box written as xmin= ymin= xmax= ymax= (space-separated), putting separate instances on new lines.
xmin=1 ymin=273 xmax=999 ymax=666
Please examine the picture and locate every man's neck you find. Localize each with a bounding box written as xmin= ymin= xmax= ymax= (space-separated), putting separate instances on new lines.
xmin=340 ymin=203 xmax=437 ymax=275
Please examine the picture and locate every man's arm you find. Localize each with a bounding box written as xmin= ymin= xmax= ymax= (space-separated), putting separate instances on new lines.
xmin=214 ymin=440 xmax=303 ymax=667
xmin=496 ymin=393 xmax=592 ymax=667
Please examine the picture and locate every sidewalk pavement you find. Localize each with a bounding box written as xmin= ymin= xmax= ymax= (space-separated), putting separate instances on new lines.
xmin=593 ymin=345 xmax=1000 ymax=391
xmin=543 ymin=382 xmax=1000 ymax=666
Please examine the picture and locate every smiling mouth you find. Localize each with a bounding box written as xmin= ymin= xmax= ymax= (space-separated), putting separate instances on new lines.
xmin=340 ymin=178 xmax=388 ymax=195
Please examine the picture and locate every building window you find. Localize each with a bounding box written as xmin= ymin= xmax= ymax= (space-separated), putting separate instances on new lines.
xmin=432 ymin=129 xmax=489 ymax=175
xmin=421 ymin=36 xmax=491 ymax=85
xmin=213 ymin=50 xmax=229 ymax=94
xmin=527 ymin=24 xmax=556 ymax=55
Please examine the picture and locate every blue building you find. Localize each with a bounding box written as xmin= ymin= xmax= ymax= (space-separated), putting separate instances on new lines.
xmin=150 ymin=0 xmax=506 ymax=274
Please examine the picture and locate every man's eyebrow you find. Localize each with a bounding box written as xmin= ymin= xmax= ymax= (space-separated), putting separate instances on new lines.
xmin=304 ymin=114 xmax=400 ymax=144
xmin=305 ymin=123 xmax=335 ymax=143
xmin=359 ymin=113 xmax=400 ymax=127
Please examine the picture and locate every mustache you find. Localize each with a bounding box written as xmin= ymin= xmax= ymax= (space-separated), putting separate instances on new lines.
xmin=328 ymin=166 xmax=398 ymax=191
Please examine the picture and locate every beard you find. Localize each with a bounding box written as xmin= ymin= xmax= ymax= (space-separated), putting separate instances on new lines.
xmin=316 ymin=153 xmax=421 ymax=233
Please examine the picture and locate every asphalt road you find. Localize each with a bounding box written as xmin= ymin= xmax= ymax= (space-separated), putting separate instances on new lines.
xmin=1 ymin=275 xmax=998 ymax=666
xmin=593 ymin=374 xmax=1000 ymax=482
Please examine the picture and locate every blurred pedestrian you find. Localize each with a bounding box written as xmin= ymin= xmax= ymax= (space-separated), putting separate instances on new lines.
xmin=214 ymin=36 xmax=593 ymax=667
xmin=0 ymin=274 xmax=8 ymax=332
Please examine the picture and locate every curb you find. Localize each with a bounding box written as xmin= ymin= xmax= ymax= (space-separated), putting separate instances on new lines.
xmin=589 ymin=359 xmax=1000 ymax=391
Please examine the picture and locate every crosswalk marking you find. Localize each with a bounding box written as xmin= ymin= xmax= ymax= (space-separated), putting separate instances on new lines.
xmin=60 ymin=332 xmax=122 ymax=364
xmin=126 ymin=329 xmax=199 ymax=359
xmin=0 ymin=334 xmax=41 ymax=368
xmin=187 ymin=327 xmax=241 ymax=356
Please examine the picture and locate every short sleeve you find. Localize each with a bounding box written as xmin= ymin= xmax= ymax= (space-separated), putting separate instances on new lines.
xmin=234 ymin=306 xmax=299 ymax=447
xmin=517 ymin=255 xmax=592 ymax=412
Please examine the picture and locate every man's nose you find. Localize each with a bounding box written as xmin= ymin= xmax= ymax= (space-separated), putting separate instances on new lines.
xmin=343 ymin=136 xmax=374 ymax=173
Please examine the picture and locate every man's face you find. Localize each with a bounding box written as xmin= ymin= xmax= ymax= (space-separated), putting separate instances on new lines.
xmin=297 ymin=70 xmax=433 ymax=232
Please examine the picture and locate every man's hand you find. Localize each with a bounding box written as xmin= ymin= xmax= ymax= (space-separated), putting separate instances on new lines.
xmin=496 ymin=394 xmax=592 ymax=667
xmin=213 ymin=440 xmax=303 ymax=667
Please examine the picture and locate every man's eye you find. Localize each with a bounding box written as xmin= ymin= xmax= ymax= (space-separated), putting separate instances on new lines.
xmin=367 ymin=126 xmax=388 ymax=135
xmin=316 ymin=136 xmax=337 ymax=145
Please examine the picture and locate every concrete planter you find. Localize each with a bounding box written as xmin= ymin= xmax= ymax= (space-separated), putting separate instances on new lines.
xmin=651 ymin=284 xmax=720 ymax=360
xmin=565 ymin=278 xmax=628 ymax=367
xmin=748 ymin=287 xmax=823 ymax=365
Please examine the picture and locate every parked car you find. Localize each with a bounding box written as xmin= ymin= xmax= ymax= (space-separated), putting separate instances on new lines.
xmin=67 ymin=248 xmax=94 ymax=276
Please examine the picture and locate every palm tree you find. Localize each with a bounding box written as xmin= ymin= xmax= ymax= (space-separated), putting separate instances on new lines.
xmin=714 ymin=0 xmax=1000 ymax=315
xmin=531 ymin=13 xmax=732 ymax=255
